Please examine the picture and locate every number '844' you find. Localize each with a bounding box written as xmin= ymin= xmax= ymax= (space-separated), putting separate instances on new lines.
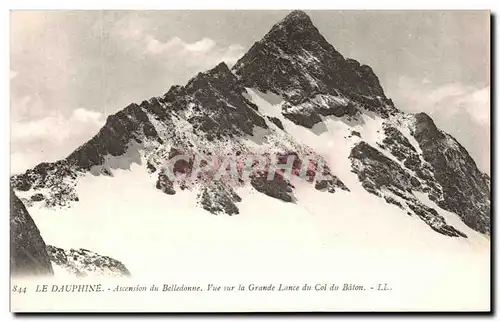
xmin=12 ymin=286 xmax=26 ymax=294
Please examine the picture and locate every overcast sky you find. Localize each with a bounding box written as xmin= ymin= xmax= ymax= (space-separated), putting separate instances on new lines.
xmin=10 ymin=10 xmax=490 ymax=174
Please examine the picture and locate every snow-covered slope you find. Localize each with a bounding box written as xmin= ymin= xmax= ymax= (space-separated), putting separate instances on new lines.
xmin=17 ymin=85 xmax=489 ymax=282
xmin=10 ymin=190 xmax=130 ymax=278
xmin=25 ymin=152 xmax=488 ymax=277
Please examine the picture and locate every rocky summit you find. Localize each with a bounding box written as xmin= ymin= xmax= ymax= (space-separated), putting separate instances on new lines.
xmin=11 ymin=9 xmax=490 ymax=247
xmin=233 ymin=10 xmax=397 ymax=118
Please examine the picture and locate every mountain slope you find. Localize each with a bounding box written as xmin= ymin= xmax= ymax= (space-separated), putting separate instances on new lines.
xmin=413 ymin=113 xmax=490 ymax=233
xmin=232 ymin=10 xmax=490 ymax=234
xmin=10 ymin=10 xmax=490 ymax=280
xmin=12 ymin=61 xmax=348 ymax=215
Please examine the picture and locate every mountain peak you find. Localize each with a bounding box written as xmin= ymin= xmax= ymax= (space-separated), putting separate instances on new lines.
xmin=262 ymin=10 xmax=320 ymax=45
xmin=276 ymin=10 xmax=314 ymax=28
xmin=185 ymin=61 xmax=234 ymax=91
xmin=202 ymin=62 xmax=231 ymax=78
xmin=233 ymin=10 xmax=391 ymax=112
xmin=285 ymin=10 xmax=310 ymax=20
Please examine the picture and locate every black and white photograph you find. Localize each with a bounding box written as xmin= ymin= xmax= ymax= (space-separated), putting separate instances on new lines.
xmin=9 ymin=9 xmax=491 ymax=312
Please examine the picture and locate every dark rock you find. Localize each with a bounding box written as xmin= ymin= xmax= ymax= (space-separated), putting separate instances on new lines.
xmin=141 ymin=97 xmax=170 ymax=122
xmin=382 ymin=126 xmax=417 ymax=162
xmin=198 ymin=182 xmax=240 ymax=215
xmin=350 ymin=141 xmax=466 ymax=238
xmin=250 ymin=172 xmax=295 ymax=203
xmin=281 ymin=93 xmax=360 ymax=128
xmin=384 ymin=196 xmax=403 ymax=208
xmin=350 ymin=141 xmax=413 ymax=192
xmin=147 ymin=162 xmax=157 ymax=173
xmin=10 ymin=190 xmax=53 ymax=277
xmin=30 ymin=193 xmax=44 ymax=202
xmin=316 ymin=98 xmax=360 ymax=118
xmin=410 ymin=176 xmax=421 ymax=188
xmin=282 ymin=108 xmax=322 ymax=129
xmin=13 ymin=176 xmax=31 ymax=191
xmin=67 ymin=103 xmax=160 ymax=170
xmin=266 ymin=116 xmax=285 ymax=130
xmin=46 ymin=245 xmax=130 ymax=277
xmin=404 ymin=154 xmax=421 ymax=171
xmin=156 ymin=172 xmax=176 ymax=195
xmin=315 ymin=168 xmax=349 ymax=193
xmin=407 ymin=202 xmax=466 ymax=238
xmin=350 ymin=130 xmax=361 ymax=138
xmin=165 ymin=62 xmax=268 ymax=139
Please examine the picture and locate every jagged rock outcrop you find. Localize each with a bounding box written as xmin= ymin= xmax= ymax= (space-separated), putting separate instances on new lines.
xmin=378 ymin=122 xmax=442 ymax=202
xmin=281 ymin=94 xmax=360 ymax=128
xmin=157 ymin=62 xmax=268 ymax=141
xmin=198 ymin=181 xmax=241 ymax=215
xmin=266 ymin=116 xmax=285 ymax=130
xmin=250 ymin=172 xmax=296 ymax=203
xmin=350 ymin=141 xmax=466 ymax=238
xmin=351 ymin=141 xmax=424 ymax=197
xmin=68 ymin=103 xmax=161 ymax=170
xmin=234 ymin=11 xmax=385 ymax=101
xmin=46 ymin=245 xmax=131 ymax=277
xmin=10 ymin=190 xmax=54 ymax=277
xmin=156 ymin=172 xmax=176 ymax=195
xmin=11 ymin=160 xmax=79 ymax=208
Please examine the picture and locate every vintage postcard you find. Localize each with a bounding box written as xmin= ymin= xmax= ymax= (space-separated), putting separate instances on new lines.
xmin=10 ymin=10 xmax=491 ymax=312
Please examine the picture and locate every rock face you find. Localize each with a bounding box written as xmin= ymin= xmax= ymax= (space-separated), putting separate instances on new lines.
xmin=234 ymin=11 xmax=385 ymax=101
xmin=161 ymin=62 xmax=268 ymax=140
xmin=10 ymin=190 xmax=54 ymax=277
xmin=413 ymin=113 xmax=490 ymax=234
xmin=266 ymin=116 xmax=285 ymax=130
xmin=10 ymin=10 xmax=489 ymax=238
xmin=11 ymin=160 xmax=79 ymax=208
xmin=46 ymin=245 xmax=131 ymax=277
xmin=250 ymin=173 xmax=296 ymax=203
xmin=68 ymin=103 xmax=160 ymax=171
xmin=281 ymin=94 xmax=360 ymax=128
xmin=350 ymin=142 xmax=466 ymax=238
xmin=198 ymin=181 xmax=242 ymax=216
xmin=378 ymin=122 xmax=442 ymax=203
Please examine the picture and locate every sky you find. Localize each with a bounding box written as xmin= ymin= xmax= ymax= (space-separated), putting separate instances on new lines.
xmin=10 ymin=10 xmax=490 ymax=174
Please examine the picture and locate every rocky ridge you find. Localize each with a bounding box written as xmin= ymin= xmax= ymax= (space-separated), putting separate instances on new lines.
xmin=46 ymin=245 xmax=131 ymax=278
xmin=11 ymin=61 xmax=348 ymax=214
xmin=10 ymin=10 xmax=490 ymax=237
